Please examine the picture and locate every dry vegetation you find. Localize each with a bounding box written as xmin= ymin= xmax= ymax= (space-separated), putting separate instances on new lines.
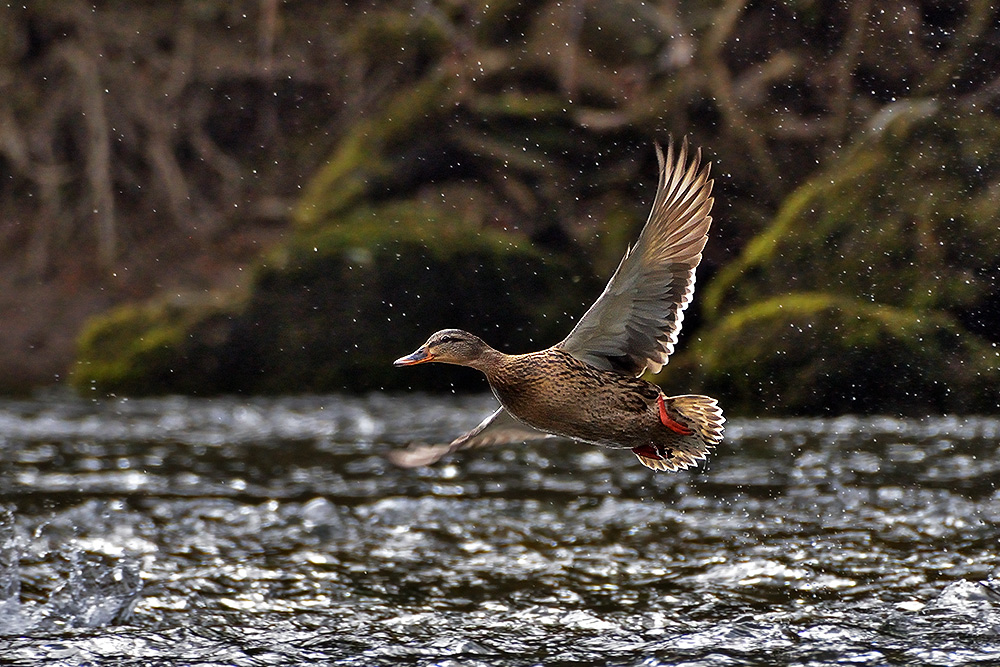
xmin=3 ymin=1 xmax=999 ymax=411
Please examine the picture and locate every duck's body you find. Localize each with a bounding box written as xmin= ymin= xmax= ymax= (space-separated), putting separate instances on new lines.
xmin=393 ymin=140 xmax=724 ymax=472
xmin=492 ymin=348 xmax=719 ymax=470
xmin=487 ymin=347 xmax=662 ymax=448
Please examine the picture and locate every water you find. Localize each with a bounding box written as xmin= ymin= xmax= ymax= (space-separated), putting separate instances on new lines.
xmin=0 ymin=393 xmax=999 ymax=665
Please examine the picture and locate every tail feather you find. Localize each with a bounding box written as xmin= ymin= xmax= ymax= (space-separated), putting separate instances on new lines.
xmin=670 ymin=394 xmax=725 ymax=446
xmin=633 ymin=394 xmax=724 ymax=472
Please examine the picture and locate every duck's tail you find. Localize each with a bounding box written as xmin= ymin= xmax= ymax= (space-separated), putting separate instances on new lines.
xmin=670 ymin=394 xmax=725 ymax=447
xmin=633 ymin=394 xmax=725 ymax=472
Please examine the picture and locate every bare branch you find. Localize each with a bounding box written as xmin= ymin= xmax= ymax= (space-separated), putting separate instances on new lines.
xmin=61 ymin=40 xmax=117 ymax=267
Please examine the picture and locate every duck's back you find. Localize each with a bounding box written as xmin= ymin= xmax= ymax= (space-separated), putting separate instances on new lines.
xmin=486 ymin=348 xmax=661 ymax=448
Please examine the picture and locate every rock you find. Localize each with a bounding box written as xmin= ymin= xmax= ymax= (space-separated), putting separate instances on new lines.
xmin=71 ymin=203 xmax=597 ymax=396
xmin=670 ymin=102 xmax=1000 ymax=415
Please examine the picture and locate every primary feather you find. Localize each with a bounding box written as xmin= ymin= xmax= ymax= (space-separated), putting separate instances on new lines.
xmin=559 ymin=140 xmax=713 ymax=376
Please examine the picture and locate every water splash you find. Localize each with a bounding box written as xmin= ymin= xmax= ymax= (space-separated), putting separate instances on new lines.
xmin=0 ymin=508 xmax=22 ymax=627
xmin=0 ymin=509 xmax=141 ymax=634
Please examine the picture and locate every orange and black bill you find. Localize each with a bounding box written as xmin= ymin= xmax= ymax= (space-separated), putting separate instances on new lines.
xmin=393 ymin=347 xmax=433 ymax=366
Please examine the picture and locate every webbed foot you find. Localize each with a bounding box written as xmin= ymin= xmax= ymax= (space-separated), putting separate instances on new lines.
xmin=657 ymin=394 xmax=693 ymax=435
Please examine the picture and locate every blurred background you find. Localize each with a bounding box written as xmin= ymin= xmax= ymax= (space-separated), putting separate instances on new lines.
xmin=1 ymin=0 xmax=998 ymax=415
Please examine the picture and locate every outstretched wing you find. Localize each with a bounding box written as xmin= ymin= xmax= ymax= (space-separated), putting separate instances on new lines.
xmin=558 ymin=140 xmax=714 ymax=376
xmin=387 ymin=407 xmax=555 ymax=468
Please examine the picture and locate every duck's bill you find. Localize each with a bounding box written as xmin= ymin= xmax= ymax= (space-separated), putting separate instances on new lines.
xmin=393 ymin=348 xmax=433 ymax=366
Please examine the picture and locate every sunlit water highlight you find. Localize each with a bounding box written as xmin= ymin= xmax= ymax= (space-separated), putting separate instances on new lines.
xmin=0 ymin=393 xmax=999 ymax=665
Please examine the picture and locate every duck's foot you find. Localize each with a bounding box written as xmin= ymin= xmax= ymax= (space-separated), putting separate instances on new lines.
xmin=657 ymin=394 xmax=693 ymax=435
xmin=632 ymin=443 xmax=677 ymax=471
xmin=633 ymin=443 xmax=672 ymax=460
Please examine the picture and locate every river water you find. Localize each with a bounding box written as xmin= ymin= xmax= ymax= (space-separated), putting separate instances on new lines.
xmin=0 ymin=392 xmax=998 ymax=665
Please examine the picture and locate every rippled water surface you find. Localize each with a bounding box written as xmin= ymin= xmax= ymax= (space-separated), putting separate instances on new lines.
xmin=1 ymin=393 xmax=999 ymax=665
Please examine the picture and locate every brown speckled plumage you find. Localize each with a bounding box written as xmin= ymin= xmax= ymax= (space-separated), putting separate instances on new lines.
xmin=489 ymin=348 xmax=657 ymax=446
xmin=392 ymin=140 xmax=724 ymax=472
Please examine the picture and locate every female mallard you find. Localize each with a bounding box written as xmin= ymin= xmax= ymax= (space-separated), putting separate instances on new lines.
xmin=393 ymin=140 xmax=723 ymax=472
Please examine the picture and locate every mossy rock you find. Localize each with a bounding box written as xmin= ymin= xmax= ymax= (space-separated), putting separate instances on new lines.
xmin=245 ymin=203 xmax=598 ymax=393
xmin=72 ymin=201 xmax=599 ymax=396
xmin=669 ymin=292 xmax=1000 ymax=416
xmin=682 ymin=101 xmax=1000 ymax=415
xmin=72 ymin=295 xmax=245 ymax=396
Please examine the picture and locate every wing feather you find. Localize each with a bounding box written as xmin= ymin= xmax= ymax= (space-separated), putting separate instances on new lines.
xmin=558 ymin=139 xmax=714 ymax=376
xmin=386 ymin=408 xmax=555 ymax=468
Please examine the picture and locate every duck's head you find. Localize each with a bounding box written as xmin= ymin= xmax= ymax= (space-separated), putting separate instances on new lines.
xmin=394 ymin=329 xmax=491 ymax=368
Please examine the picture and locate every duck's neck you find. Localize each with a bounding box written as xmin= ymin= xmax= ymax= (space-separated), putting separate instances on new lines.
xmin=466 ymin=345 xmax=508 ymax=376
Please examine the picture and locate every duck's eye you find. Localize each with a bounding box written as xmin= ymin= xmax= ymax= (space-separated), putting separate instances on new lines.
xmin=438 ymin=335 xmax=459 ymax=344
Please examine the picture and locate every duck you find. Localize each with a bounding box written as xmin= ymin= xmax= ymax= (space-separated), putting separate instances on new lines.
xmin=392 ymin=139 xmax=723 ymax=472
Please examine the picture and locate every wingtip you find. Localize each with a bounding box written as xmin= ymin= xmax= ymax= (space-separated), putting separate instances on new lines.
xmin=655 ymin=135 xmax=708 ymax=172
xmin=386 ymin=443 xmax=452 ymax=468
xmin=653 ymin=140 xmax=668 ymax=177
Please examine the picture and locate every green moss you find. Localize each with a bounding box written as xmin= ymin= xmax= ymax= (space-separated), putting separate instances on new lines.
xmin=469 ymin=92 xmax=570 ymax=120
xmin=72 ymin=198 xmax=599 ymax=396
xmin=702 ymin=150 xmax=884 ymax=318
xmin=245 ymin=203 xmax=597 ymax=394
xmin=343 ymin=8 xmax=449 ymax=65
xmin=290 ymin=200 xmax=531 ymax=263
xmin=293 ymin=72 xmax=458 ymax=227
xmin=669 ymin=291 xmax=1000 ymax=415
xmin=703 ymin=99 xmax=995 ymax=320
xmin=72 ymin=295 xmax=243 ymax=396
xmin=684 ymin=100 xmax=1000 ymax=414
